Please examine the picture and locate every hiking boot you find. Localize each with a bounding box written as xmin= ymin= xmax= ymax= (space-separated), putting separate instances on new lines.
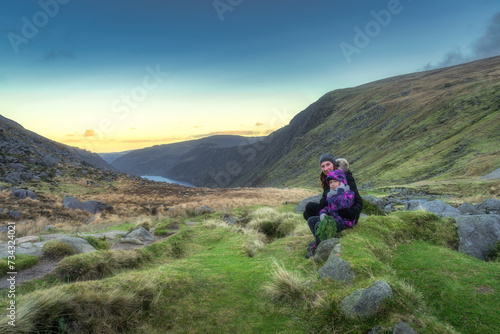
xmin=305 ymin=245 xmax=316 ymax=259
xmin=307 ymin=242 xmax=316 ymax=252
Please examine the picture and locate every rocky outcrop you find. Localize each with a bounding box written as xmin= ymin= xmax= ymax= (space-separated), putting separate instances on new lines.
xmin=295 ymin=194 xmax=322 ymax=214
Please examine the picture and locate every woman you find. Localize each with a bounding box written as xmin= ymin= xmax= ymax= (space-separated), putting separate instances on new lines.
xmin=303 ymin=153 xmax=363 ymax=257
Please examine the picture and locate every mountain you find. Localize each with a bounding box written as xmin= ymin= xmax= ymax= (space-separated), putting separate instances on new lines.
xmin=0 ymin=114 xmax=117 ymax=186
xmin=110 ymin=135 xmax=264 ymax=178
xmin=160 ymin=56 xmax=500 ymax=188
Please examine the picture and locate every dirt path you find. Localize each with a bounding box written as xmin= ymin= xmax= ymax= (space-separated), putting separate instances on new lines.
xmin=0 ymin=235 xmax=171 ymax=289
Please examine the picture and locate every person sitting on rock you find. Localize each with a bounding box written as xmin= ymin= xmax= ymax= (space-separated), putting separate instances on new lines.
xmin=306 ymin=169 xmax=355 ymax=258
xmin=303 ymin=154 xmax=363 ymax=258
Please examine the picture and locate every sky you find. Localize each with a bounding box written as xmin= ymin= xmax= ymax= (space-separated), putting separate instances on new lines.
xmin=1 ymin=0 xmax=499 ymax=153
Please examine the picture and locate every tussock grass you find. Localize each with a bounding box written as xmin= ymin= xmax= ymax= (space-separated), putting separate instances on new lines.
xmin=53 ymin=249 xmax=150 ymax=281
xmin=41 ymin=240 xmax=77 ymax=259
xmin=0 ymin=274 xmax=164 ymax=334
xmin=263 ymin=259 xmax=312 ymax=305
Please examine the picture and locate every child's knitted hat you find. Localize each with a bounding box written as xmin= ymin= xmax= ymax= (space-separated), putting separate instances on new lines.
xmin=326 ymin=169 xmax=347 ymax=185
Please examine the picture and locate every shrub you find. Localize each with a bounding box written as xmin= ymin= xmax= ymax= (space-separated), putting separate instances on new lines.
xmin=486 ymin=242 xmax=500 ymax=262
xmin=42 ymin=240 xmax=76 ymax=259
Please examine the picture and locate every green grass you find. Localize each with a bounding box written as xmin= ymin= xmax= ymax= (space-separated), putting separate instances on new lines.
xmin=0 ymin=254 xmax=39 ymax=277
xmin=0 ymin=208 xmax=498 ymax=333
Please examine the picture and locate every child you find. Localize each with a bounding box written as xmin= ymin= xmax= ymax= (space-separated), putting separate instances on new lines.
xmin=306 ymin=169 xmax=355 ymax=258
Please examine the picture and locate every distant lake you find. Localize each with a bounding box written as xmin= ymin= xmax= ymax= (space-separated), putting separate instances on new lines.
xmin=141 ymin=175 xmax=194 ymax=187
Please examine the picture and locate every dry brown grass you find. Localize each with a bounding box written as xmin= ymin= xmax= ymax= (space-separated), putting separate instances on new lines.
xmin=0 ymin=176 xmax=315 ymax=239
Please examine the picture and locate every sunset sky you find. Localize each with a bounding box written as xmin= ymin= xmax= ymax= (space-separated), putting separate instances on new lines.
xmin=1 ymin=0 xmax=499 ymax=153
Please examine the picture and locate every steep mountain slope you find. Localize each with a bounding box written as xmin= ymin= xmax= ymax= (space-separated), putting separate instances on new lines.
xmin=168 ymin=56 xmax=500 ymax=188
xmin=110 ymin=135 xmax=264 ymax=178
xmin=0 ymin=114 xmax=117 ymax=186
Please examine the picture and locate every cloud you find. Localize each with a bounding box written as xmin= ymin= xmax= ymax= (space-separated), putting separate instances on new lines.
xmin=424 ymin=12 xmax=500 ymax=70
xmin=255 ymin=122 xmax=264 ymax=127
xmin=130 ymin=127 xmax=136 ymax=130
xmin=83 ymin=129 xmax=96 ymax=137
xmin=192 ymin=130 xmax=272 ymax=138
xmin=472 ymin=12 xmax=500 ymax=59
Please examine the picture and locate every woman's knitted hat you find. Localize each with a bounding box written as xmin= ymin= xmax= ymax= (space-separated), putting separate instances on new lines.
xmin=319 ymin=153 xmax=336 ymax=166
xmin=326 ymin=169 xmax=347 ymax=185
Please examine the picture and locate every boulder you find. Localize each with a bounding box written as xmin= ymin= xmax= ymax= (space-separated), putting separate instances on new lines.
xmin=55 ymin=236 xmax=96 ymax=254
xmin=16 ymin=235 xmax=41 ymax=244
xmin=10 ymin=188 xmax=38 ymax=200
xmin=455 ymin=215 xmax=500 ymax=261
xmin=126 ymin=226 xmax=155 ymax=242
xmin=340 ymin=280 xmax=393 ymax=318
xmin=410 ymin=200 xmax=461 ymax=217
xmin=5 ymin=172 xmax=21 ymax=185
xmin=120 ymin=237 xmax=144 ymax=245
xmin=63 ymin=195 xmax=113 ymax=214
xmin=196 ymin=205 xmax=215 ymax=215
xmin=313 ymin=238 xmax=341 ymax=262
xmin=457 ymin=202 xmax=481 ymax=215
xmin=363 ymin=195 xmax=389 ymax=210
xmin=295 ymin=194 xmax=322 ymax=214
xmin=404 ymin=200 xmax=427 ymax=211
xmin=318 ymin=253 xmax=355 ymax=283
xmin=474 ymin=199 xmax=500 ymax=214
xmin=8 ymin=210 xmax=21 ymax=219
xmin=393 ymin=322 xmax=419 ymax=334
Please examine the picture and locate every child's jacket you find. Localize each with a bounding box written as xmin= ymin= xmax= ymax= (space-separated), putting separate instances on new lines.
xmin=319 ymin=185 xmax=355 ymax=227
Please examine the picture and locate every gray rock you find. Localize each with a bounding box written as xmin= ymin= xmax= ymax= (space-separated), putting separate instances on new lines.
xmin=475 ymin=199 xmax=500 ymax=214
xmin=120 ymin=237 xmax=144 ymax=245
xmin=126 ymin=226 xmax=155 ymax=242
xmin=5 ymin=172 xmax=21 ymax=185
xmin=480 ymin=167 xmax=500 ymax=180
xmin=313 ymin=238 xmax=341 ymax=262
xmin=404 ymin=200 xmax=427 ymax=211
xmin=410 ymin=200 xmax=461 ymax=217
xmin=223 ymin=214 xmax=237 ymax=225
xmin=368 ymin=326 xmax=382 ymax=334
xmin=455 ymin=215 xmax=500 ymax=261
xmin=8 ymin=210 xmax=21 ymax=219
xmin=364 ymin=195 xmax=389 ymax=210
xmin=196 ymin=205 xmax=215 ymax=215
xmin=393 ymin=322 xmax=419 ymax=334
xmin=340 ymin=280 xmax=393 ymax=318
xmin=295 ymin=194 xmax=322 ymax=214
xmin=63 ymin=195 xmax=113 ymax=214
xmin=318 ymin=253 xmax=355 ymax=283
xmin=56 ymin=236 xmax=97 ymax=254
xmin=10 ymin=188 xmax=38 ymax=200
xmin=457 ymin=202 xmax=481 ymax=215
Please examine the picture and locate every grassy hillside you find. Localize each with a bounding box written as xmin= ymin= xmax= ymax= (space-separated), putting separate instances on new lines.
xmin=255 ymin=56 xmax=500 ymax=189
xmin=2 ymin=206 xmax=498 ymax=333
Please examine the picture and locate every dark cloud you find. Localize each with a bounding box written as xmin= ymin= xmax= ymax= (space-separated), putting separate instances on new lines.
xmin=424 ymin=12 xmax=500 ymax=70
xmin=472 ymin=12 xmax=500 ymax=59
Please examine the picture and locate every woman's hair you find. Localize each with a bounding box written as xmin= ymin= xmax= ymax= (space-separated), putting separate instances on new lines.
xmin=319 ymin=171 xmax=329 ymax=191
